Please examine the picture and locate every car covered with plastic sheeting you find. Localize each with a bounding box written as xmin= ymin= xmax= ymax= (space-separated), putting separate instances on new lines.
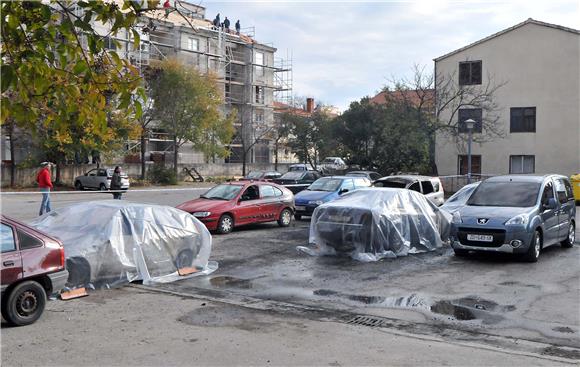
xmin=440 ymin=182 xmax=480 ymax=214
xmin=298 ymin=188 xmax=451 ymax=262
xmin=28 ymin=201 xmax=217 ymax=289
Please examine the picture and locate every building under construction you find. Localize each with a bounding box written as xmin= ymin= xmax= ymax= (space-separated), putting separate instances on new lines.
xmin=102 ymin=1 xmax=293 ymax=164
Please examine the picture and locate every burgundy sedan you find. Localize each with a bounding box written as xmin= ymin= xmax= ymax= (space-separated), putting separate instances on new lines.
xmin=1 ymin=215 xmax=68 ymax=326
xmin=176 ymin=181 xmax=295 ymax=234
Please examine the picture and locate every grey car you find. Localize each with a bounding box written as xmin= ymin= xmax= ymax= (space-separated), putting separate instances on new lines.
xmin=74 ymin=168 xmax=130 ymax=191
xmin=450 ymin=175 xmax=576 ymax=262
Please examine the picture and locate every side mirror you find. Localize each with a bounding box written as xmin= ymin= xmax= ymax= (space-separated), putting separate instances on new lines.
xmin=339 ymin=188 xmax=349 ymax=195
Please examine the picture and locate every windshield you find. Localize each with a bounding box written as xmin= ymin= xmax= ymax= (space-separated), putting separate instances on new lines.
xmin=201 ymin=184 xmax=243 ymax=200
xmin=374 ymin=179 xmax=407 ymax=189
xmin=467 ymin=182 xmax=541 ymax=207
xmin=322 ymin=158 xmax=335 ymax=164
xmin=308 ymin=178 xmax=342 ymax=192
xmin=246 ymin=171 xmax=263 ymax=179
xmin=280 ymin=171 xmax=304 ymax=180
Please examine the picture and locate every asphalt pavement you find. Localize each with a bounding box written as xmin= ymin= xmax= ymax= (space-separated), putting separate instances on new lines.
xmin=1 ymin=188 xmax=579 ymax=366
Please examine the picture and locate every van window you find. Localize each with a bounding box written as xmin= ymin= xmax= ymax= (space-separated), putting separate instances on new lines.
xmin=563 ymin=179 xmax=574 ymax=201
xmin=421 ymin=181 xmax=435 ymax=194
xmin=408 ymin=182 xmax=421 ymax=192
xmin=541 ymin=182 xmax=555 ymax=206
xmin=1 ymin=224 xmax=16 ymax=253
xmin=554 ymin=179 xmax=568 ymax=204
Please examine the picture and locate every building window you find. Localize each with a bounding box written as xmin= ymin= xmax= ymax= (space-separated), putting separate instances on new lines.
xmin=255 ymin=51 xmax=264 ymax=77
xmin=510 ymin=107 xmax=536 ymax=133
xmin=458 ymin=108 xmax=482 ymax=133
xmin=188 ymin=37 xmax=199 ymax=51
xmin=103 ymin=36 xmax=116 ymax=51
xmin=459 ymin=61 xmax=482 ymax=86
xmin=510 ymin=155 xmax=535 ymax=174
xmin=458 ymin=155 xmax=481 ymax=175
xmin=255 ymin=86 xmax=264 ymax=104
xmin=255 ymin=110 xmax=264 ymax=123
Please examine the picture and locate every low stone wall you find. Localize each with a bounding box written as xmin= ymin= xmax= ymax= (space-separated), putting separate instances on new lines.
xmin=1 ymin=162 xmax=295 ymax=187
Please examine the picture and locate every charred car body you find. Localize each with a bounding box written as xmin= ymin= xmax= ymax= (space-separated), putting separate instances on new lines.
xmin=301 ymin=188 xmax=451 ymax=261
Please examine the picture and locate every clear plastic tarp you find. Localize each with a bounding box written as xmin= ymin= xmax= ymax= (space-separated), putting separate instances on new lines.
xmin=29 ymin=201 xmax=217 ymax=289
xmin=298 ymin=188 xmax=451 ymax=262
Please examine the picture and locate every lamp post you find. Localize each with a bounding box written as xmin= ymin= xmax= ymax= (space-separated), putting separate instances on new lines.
xmin=464 ymin=118 xmax=475 ymax=184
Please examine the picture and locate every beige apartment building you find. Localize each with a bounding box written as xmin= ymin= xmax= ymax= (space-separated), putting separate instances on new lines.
xmin=434 ymin=19 xmax=580 ymax=177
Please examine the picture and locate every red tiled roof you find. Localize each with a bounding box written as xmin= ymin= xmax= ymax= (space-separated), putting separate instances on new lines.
xmin=273 ymin=102 xmax=312 ymax=117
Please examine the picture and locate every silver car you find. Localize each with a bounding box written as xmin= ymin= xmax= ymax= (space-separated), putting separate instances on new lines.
xmin=74 ymin=168 xmax=130 ymax=191
xmin=450 ymin=175 xmax=576 ymax=262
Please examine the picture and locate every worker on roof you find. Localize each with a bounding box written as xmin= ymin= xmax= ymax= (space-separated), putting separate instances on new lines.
xmin=224 ymin=17 xmax=230 ymax=31
xmin=213 ymin=13 xmax=220 ymax=29
xmin=235 ymin=20 xmax=240 ymax=35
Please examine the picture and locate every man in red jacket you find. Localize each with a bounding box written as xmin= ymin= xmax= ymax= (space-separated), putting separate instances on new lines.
xmin=37 ymin=162 xmax=53 ymax=216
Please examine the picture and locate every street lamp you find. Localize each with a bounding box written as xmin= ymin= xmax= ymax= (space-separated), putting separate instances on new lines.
xmin=464 ymin=118 xmax=476 ymax=184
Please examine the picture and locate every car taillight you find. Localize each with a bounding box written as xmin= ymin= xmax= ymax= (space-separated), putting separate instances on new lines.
xmin=60 ymin=245 xmax=65 ymax=268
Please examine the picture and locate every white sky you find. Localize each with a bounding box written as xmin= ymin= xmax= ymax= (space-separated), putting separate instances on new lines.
xmin=201 ymin=0 xmax=580 ymax=110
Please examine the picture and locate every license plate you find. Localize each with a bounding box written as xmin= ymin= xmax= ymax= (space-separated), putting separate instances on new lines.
xmin=295 ymin=206 xmax=306 ymax=211
xmin=467 ymin=234 xmax=493 ymax=242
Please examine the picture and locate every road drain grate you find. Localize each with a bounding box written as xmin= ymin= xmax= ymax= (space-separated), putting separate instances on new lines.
xmin=346 ymin=315 xmax=388 ymax=328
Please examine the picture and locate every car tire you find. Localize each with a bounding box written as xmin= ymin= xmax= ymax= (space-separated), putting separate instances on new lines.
xmin=99 ymin=183 xmax=107 ymax=191
xmin=278 ymin=208 xmax=292 ymax=227
xmin=74 ymin=181 xmax=83 ymax=190
xmin=217 ymin=214 xmax=234 ymax=234
xmin=561 ymin=221 xmax=575 ymax=248
xmin=294 ymin=214 xmax=302 ymax=221
xmin=522 ymin=230 xmax=541 ymax=263
xmin=1 ymin=281 xmax=47 ymax=326
xmin=175 ymin=249 xmax=194 ymax=268
xmin=453 ymin=248 xmax=469 ymax=257
xmin=66 ymin=257 xmax=92 ymax=288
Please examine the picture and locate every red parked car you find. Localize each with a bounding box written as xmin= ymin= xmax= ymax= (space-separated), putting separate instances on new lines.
xmin=176 ymin=181 xmax=295 ymax=234
xmin=1 ymin=215 xmax=68 ymax=326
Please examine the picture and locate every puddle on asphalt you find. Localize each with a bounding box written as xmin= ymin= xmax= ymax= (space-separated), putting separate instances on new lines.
xmin=313 ymin=289 xmax=515 ymax=322
xmin=209 ymin=276 xmax=253 ymax=289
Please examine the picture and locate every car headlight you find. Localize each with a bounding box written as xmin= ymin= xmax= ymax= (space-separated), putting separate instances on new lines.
xmin=452 ymin=211 xmax=462 ymax=224
xmin=309 ymin=200 xmax=324 ymax=205
xmin=505 ymin=214 xmax=528 ymax=226
xmin=193 ymin=211 xmax=211 ymax=218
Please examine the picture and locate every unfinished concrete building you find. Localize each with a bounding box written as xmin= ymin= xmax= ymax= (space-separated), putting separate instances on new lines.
xmin=104 ymin=1 xmax=293 ymax=165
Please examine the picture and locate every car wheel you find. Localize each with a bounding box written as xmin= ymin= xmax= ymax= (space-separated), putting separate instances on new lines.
xmin=294 ymin=214 xmax=302 ymax=221
xmin=562 ymin=221 xmax=575 ymax=248
xmin=99 ymin=183 xmax=107 ymax=191
xmin=175 ymin=249 xmax=194 ymax=269
xmin=66 ymin=257 xmax=92 ymax=288
xmin=74 ymin=181 xmax=83 ymax=190
xmin=217 ymin=214 xmax=234 ymax=234
xmin=278 ymin=208 xmax=292 ymax=227
xmin=2 ymin=281 xmax=47 ymax=326
xmin=453 ymin=248 xmax=469 ymax=257
xmin=523 ymin=230 xmax=541 ymax=263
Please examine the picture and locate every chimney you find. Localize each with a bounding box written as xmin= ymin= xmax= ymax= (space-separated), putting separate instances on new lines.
xmin=306 ymin=98 xmax=314 ymax=113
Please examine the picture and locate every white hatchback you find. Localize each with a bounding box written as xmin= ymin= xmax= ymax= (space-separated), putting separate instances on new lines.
xmin=74 ymin=168 xmax=130 ymax=191
xmin=373 ymin=175 xmax=445 ymax=206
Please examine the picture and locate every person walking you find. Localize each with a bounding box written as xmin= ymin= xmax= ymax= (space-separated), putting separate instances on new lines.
xmin=36 ymin=162 xmax=53 ymax=216
xmin=111 ymin=166 xmax=123 ymax=200
xmin=235 ymin=20 xmax=241 ymax=35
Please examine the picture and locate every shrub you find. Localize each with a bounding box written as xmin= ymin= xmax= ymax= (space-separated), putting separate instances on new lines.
xmin=148 ymin=165 xmax=177 ymax=185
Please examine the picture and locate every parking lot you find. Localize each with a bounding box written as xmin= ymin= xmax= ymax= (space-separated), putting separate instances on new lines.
xmin=1 ymin=189 xmax=579 ymax=365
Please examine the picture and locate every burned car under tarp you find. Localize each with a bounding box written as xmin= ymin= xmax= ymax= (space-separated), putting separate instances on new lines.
xmin=29 ymin=201 xmax=217 ymax=289
xmin=298 ymin=188 xmax=451 ymax=262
